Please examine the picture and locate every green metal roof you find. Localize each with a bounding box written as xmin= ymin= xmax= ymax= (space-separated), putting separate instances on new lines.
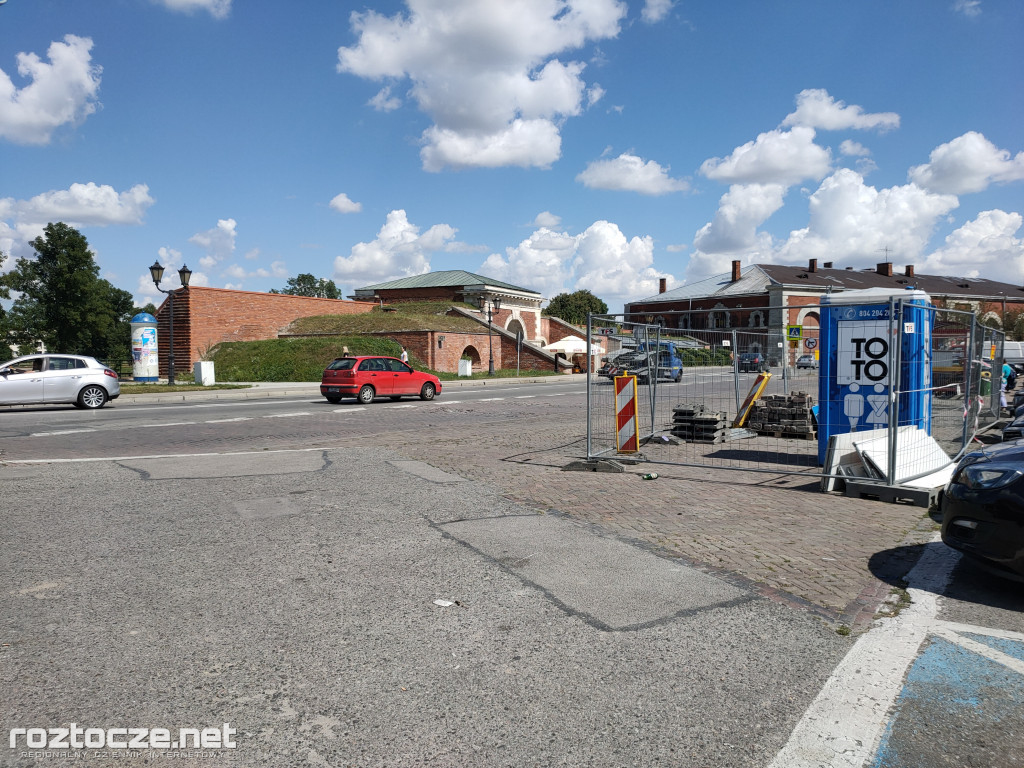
xmin=357 ymin=270 xmax=540 ymax=296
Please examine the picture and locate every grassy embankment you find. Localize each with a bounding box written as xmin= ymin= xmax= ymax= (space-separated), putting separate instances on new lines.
xmin=122 ymin=302 xmax=558 ymax=391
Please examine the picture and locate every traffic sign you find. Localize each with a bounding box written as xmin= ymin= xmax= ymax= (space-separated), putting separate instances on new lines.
xmin=805 ymin=337 xmax=818 ymax=350
xmin=787 ymin=324 xmax=803 ymax=340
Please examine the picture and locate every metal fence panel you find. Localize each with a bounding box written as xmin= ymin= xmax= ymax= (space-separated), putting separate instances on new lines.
xmin=586 ymin=302 xmax=1001 ymax=485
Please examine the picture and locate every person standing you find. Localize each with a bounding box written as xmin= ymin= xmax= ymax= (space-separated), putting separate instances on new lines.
xmin=400 ymin=346 xmax=409 ymax=363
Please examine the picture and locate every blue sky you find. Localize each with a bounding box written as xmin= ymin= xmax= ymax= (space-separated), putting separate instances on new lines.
xmin=2 ymin=0 xmax=1022 ymax=313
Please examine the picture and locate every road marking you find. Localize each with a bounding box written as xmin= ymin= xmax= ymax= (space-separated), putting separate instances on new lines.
xmin=767 ymin=536 xmax=958 ymax=768
xmin=263 ymin=412 xmax=312 ymax=418
xmin=205 ymin=417 xmax=252 ymax=423
xmin=387 ymin=404 xmax=418 ymax=409
xmin=30 ymin=429 xmax=97 ymax=437
xmin=478 ymin=398 xmax=505 ymax=402
xmin=332 ymin=407 xmax=366 ymax=413
xmin=439 ymin=400 xmax=462 ymax=404
xmin=137 ymin=421 xmax=198 ymax=427
xmin=930 ymin=623 xmax=1024 ymax=675
xmin=515 ymin=395 xmax=536 ymax=399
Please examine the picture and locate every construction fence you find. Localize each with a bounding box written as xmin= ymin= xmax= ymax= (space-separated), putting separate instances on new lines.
xmin=586 ymin=301 xmax=1004 ymax=490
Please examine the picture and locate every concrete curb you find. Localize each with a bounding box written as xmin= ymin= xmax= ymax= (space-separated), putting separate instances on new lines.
xmin=116 ymin=373 xmax=590 ymax=405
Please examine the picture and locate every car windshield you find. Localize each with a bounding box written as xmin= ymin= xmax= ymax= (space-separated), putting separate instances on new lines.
xmin=326 ymin=358 xmax=357 ymax=371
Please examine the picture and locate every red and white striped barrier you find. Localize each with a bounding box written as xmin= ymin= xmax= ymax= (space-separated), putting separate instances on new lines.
xmin=614 ymin=374 xmax=638 ymax=453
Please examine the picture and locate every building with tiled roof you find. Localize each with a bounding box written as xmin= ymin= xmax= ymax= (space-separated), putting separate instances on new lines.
xmin=351 ymin=269 xmax=548 ymax=345
xmin=625 ymin=258 xmax=1024 ymax=364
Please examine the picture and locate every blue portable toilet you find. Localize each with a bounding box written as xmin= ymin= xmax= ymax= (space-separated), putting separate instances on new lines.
xmin=130 ymin=312 xmax=159 ymax=382
xmin=817 ymin=288 xmax=933 ymax=465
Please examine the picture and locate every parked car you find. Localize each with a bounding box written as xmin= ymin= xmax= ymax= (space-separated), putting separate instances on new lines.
xmin=796 ymin=354 xmax=818 ymax=369
xmin=1003 ymin=416 xmax=1024 ymax=442
xmin=0 ymin=354 xmax=120 ymax=409
xmin=320 ymin=355 xmax=442 ymax=404
xmin=737 ymin=352 xmax=767 ymax=372
xmin=940 ymin=440 xmax=1024 ymax=581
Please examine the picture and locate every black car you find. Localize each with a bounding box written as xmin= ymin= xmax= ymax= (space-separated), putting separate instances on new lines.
xmin=940 ymin=440 xmax=1024 ymax=581
xmin=1003 ymin=416 xmax=1024 ymax=441
xmin=738 ymin=352 xmax=767 ymax=372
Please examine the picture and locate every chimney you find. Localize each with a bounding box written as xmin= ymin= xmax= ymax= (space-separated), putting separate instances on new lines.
xmin=659 ymin=277 xmax=667 ymax=294
xmin=808 ymin=258 xmax=817 ymax=273
xmin=731 ymin=260 xmax=741 ymax=282
xmin=905 ymin=265 xmax=915 ymax=278
xmin=876 ymin=262 xmax=893 ymax=277
xmin=823 ymin=261 xmax=833 ymax=269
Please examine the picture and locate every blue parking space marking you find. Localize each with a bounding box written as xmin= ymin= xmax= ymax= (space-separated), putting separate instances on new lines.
xmin=869 ymin=626 xmax=1024 ymax=768
xmin=963 ymin=632 xmax=1024 ymax=664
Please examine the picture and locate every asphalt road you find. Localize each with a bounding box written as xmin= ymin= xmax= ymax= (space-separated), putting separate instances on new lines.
xmin=2 ymin=377 xmax=1022 ymax=767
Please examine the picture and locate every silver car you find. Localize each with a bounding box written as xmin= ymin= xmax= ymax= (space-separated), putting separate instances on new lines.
xmin=0 ymin=354 xmax=121 ymax=409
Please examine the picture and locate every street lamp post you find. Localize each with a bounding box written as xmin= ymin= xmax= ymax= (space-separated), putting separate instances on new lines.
xmin=487 ymin=297 xmax=502 ymax=376
xmin=149 ymin=261 xmax=192 ymax=385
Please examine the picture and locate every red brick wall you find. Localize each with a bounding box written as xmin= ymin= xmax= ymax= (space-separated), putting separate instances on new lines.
xmin=155 ymin=286 xmax=375 ymax=376
xmin=358 ymin=330 xmax=564 ymax=374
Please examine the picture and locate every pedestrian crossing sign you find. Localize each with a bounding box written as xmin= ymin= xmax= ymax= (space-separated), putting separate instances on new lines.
xmin=787 ymin=324 xmax=803 ymax=340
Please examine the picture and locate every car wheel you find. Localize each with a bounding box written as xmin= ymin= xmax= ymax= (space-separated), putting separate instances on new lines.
xmin=325 ymin=396 xmax=341 ymax=404
xmin=78 ymin=385 xmax=108 ymax=409
xmin=674 ymin=371 xmax=682 ymax=383
xmin=357 ymin=385 xmax=375 ymax=404
xmin=420 ymin=382 xmax=436 ymax=401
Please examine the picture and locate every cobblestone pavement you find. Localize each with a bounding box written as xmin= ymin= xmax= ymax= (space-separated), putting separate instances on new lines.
xmin=385 ymin=407 xmax=936 ymax=633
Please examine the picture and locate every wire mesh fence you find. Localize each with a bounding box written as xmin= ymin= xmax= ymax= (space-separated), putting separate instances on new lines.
xmin=586 ymin=301 xmax=1003 ymax=487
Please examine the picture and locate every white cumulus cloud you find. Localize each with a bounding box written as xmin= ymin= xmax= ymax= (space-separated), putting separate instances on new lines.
xmin=775 ymin=169 xmax=960 ymax=267
xmin=338 ymin=0 xmax=628 ymax=171
xmin=189 ymin=218 xmax=237 ymax=268
xmin=641 ymin=0 xmax=674 ymax=23
xmin=699 ymin=126 xmax=832 ymax=186
xmin=155 ymin=0 xmax=231 ymax=19
xmin=333 ymin=209 xmax=456 ymax=290
xmin=577 ymin=152 xmax=688 ymax=195
xmin=921 ymin=209 xmax=1024 ymax=282
xmin=533 ymin=210 xmax=562 ymax=227
xmin=782 ymin=88 xmax=899 ymax=132
xmin=0 ymin=182 xmax=153 ymax=261
xmin=0 ymin=35 xmax=102 ymax=145
xmin=908 ymin=131 xmax=1024 ymax=195
xmin=330 ymin=193 xmax=363 ymax=214
xmin=481 ymin=220 xmax=674 ymax=312
xmin=693 ymin=184 xmax=787 ymax=255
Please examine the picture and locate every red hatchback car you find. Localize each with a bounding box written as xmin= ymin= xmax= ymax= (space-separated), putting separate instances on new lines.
xmin=320 ymin=355 xmax=442 ymax=404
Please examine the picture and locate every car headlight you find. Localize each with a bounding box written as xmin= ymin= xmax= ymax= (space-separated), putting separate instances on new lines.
xmin=960 ymin=465 xmax=1023 ymax=490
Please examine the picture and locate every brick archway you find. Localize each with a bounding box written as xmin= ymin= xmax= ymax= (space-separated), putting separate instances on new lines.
xmin=461 ymin=345 xmax=483 ymax=372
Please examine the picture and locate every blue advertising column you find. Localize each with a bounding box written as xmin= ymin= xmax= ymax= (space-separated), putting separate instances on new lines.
xmin=130 ymin=312 xmax=159 ymax=382
xmin=817 ymin=288 xmax=933 ymax=465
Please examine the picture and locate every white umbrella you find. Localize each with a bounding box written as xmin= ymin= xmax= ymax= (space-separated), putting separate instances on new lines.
xmin=545 ymin=336 xmax=604 ymax=355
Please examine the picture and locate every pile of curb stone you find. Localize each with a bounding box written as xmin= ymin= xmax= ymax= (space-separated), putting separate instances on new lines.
xmin=671 ymin=402 xmax=728 ymax=444
xmin=747 ymin=391 xmax=816 ymax=438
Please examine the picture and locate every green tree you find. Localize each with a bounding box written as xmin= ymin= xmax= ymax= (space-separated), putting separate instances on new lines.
xmin=270 ymin=273 xmax=341 ymax=299
xmin=542 ymin=289 xmax=608 ymax=325
xmin=0 ymin=222 xmax=135 ymax=358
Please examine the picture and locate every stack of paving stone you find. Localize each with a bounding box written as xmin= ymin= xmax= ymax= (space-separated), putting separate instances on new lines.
xmin=671 ymin=402 xmax=728 ymax=444
xmin=747 ymin=391 xmax=816 ymax=438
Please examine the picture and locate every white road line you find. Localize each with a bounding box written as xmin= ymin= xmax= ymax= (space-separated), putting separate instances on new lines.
xmin=767 ymin=535 xmax=958 ymax=768
xmin=30 ymin=429 xmax=97 ymax=437
xmin=137 ymin=422 xmax=198 ymax=428
xmin=478 ymin=397 xmax=505 ymax=402
xmin=263 ymin=412 xmax=312 ymax=418
xmin=439 ymin=400 xmax=462 ymax=404
xmin=515 ymin=395 xmax=536 ymax=399
xmin=333 ymin=407 xmax=366 ymax=413
xmin=204 ymin=417 xmax=252 ymax=423
xmin=388 ymin=404 xmax=418 ymax=409
xmin=931 ymin=623 xmax=1024 ymax=675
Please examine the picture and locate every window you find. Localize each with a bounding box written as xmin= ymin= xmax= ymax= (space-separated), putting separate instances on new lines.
xmin=384 ymin=358 xmax=411 ymax=373
xmin=326 ymin=358 xmax=357 ymax=371
xmin=47 ymin=357 xmax=81 ymax=371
